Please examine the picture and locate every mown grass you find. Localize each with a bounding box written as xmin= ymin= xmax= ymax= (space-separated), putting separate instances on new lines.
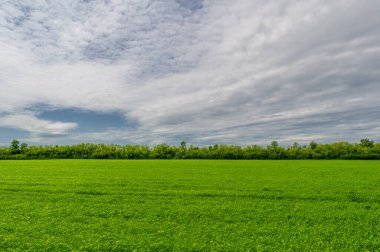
xmin=0 ymin=160 xmax=379 ymax=251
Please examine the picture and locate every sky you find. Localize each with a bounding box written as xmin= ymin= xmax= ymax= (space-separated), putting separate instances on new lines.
xmin=0 ymin=0 xmax=380 ymax=146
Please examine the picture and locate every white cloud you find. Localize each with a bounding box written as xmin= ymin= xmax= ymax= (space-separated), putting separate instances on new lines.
xmin=0 ymin=112 xmax=77 ymax=135
xmin=0 ymin=0 xmax=380 ymax=145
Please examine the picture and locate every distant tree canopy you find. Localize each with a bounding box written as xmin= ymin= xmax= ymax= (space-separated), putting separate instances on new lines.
xmin=360 ymin=138 xmax=374 ymax=148
xmin=9 ymin=139 xmax=20 ymax=155
xmin=0 ymin=139 xmax=379 ymax=160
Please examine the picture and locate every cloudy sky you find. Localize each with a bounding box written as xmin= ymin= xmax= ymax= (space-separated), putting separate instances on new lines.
xmin=0 ymin=0 xmax=380 ymax=146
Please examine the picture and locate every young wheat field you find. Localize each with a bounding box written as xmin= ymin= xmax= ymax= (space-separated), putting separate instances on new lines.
xmin=0 ymin=160 xmax=379 ymax=251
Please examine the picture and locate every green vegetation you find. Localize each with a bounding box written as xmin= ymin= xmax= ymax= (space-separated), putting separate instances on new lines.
xmin=0 ymin=160 xmax=379 ymax=251
xmin=1 ymin=139 xmax=380 ymax=160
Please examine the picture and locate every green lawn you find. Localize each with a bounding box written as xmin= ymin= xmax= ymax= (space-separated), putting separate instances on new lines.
xmin=0 ymin=160 xmax=379 ymax=251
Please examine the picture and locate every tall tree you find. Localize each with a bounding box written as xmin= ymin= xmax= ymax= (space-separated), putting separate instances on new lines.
xmin=10 ymin=139 xmax=20 ymax=154
xmin=360 ymin=138 xmax=374 ymax=148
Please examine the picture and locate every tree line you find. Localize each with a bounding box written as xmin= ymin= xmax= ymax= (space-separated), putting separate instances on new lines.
xmin=0 ymin=139 xmax=379 ymax=160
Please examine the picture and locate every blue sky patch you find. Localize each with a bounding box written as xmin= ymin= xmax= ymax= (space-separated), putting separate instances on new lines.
xmin=39 ymin=108 xmax=133 ymax=132
xmin=0 ymin=127 xmax=29 ymax=146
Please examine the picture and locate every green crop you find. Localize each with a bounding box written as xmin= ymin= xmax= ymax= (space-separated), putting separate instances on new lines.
xmin=0 ymin=160 xmax=379 ymax=251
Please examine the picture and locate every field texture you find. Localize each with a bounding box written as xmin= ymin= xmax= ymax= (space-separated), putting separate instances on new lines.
xmin=0 ymin=160 xmax=379 ymax=251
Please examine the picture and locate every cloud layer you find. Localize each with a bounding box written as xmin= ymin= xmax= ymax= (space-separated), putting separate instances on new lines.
xmin=1 ymin=0 xmax=380 ymax=146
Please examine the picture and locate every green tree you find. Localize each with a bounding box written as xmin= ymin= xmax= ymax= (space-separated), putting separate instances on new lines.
xmin=360 ymin=138 xmax=374 ymax=148
xmin=180 ymin=141 xmax=187 ymax=148
xmin=20 ymin=143 xmax=28 ymax=154
xmin=267 ymin=141 xmax=286 ymax=159
xmin=10 ymin=139 xmax=20 ymax=154
xmin=270 ymin=141 xmax=279 ymax=149
xmin=309 ymin=141 xmax=318 ymax=150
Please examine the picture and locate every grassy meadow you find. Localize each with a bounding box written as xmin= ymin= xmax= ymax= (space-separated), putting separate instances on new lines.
xmin=0 ymin=160 xmax=379 ymax=251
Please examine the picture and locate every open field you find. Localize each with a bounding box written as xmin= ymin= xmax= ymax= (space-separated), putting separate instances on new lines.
xmin=0 ymin=160 xmax=379 ymax=251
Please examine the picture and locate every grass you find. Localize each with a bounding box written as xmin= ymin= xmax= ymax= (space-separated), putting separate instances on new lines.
xmin=0 ymin=160 xmax=379 ymax=251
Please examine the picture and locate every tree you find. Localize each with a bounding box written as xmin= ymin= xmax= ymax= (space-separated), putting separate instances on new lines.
xmin=267 ymin=141 xmax=286 ymax=159
xmin=360 ymin=138 xmax=374 ymax=148
xmin=20 ymin=143 xmax=28 ymax=154
xmin=270 ymin=141 xmax=279 ymax=149
xmin=292 ymin=142 xmax=300 ymax=149
xmin=309 ymin=141 xmax=318 ymax=150
xmin=0 ymin=140 xmax=379 ymax=160
xmin=10 ymin=139 xmax=20 ymax=154
xmin=180 ymin=141 xmax=187 ymax=148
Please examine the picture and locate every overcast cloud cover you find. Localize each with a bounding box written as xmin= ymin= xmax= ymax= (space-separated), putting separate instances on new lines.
xmin=1 ymin=0 xmax=380 ymax=146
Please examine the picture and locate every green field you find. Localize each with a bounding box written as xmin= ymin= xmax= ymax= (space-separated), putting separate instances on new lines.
xmin=0 ymin=160 xmax=379 ymax=251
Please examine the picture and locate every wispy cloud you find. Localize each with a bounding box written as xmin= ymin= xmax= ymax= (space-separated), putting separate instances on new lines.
xmin=0 ymin=0 xmax=380 ymax=145
xmin=0 ymin=111 xmax=77 ymax=136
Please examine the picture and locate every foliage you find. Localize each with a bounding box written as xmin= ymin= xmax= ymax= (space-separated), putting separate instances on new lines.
xmin=0 ymin=139 xmax=379 ymax=160
xmin=360 ymin=138 xmax=374 ymax=148
xmin=9 ymin=139 xmax=20 ymax=154
xmin=0 ymin=160 xmax=378 ymax=250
